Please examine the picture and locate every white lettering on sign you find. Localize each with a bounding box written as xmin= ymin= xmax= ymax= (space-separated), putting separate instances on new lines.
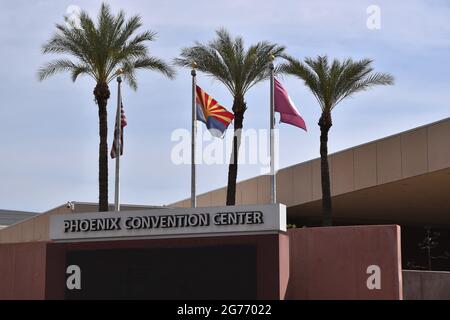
xmin=366 ymin=265 xmax=381 ymax=290
xmin=66 ymin=265 xmax=81 ymax=290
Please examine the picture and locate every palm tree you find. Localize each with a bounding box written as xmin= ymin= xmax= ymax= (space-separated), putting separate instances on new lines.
xmin=279 ymin=55 xmax=393 ymax=226
xmin=38 ymin=3 xmax=175 ymax=211
xmin=174 ymin=28 xmax=285 ymax=205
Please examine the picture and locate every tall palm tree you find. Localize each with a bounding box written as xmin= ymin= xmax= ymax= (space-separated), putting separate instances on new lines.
xmin=174 ymin=29 xmax=285 ymax=205
xmin=280 ymin=55 xmax=393 ymax=226
xmin=38 ymin=3 xmax=175 ymax=211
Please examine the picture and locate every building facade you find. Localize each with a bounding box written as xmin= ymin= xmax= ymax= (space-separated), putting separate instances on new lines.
xmin=0 ymin=118 xmax=449 ymax=299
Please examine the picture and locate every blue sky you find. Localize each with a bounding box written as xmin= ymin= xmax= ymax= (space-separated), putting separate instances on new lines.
xmin=1 ymin=0 xmax=449 ymax=212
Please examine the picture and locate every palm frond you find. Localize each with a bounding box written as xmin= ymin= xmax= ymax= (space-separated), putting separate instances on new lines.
xmin=39 ymin=2 xmax=174 ymax=87
xmin=71 ymin=64 xmax=94 ymax=82
xmin=242 ymin=42 xmax=285 ymax=94
xmin=121 ymin=59 xmax=138 ymax=90
xmin=335 ymin=72 xmax=394 ymax=106
xmin=174 ymin=43 xmax=235 ymax=94
xmin=174 ymin=28 xmax=285 ymax=98
xmin=278 ymin=55 xmax=325 ymax=109
xmin=38 ymin=59 xmax=93 ymax=81
xmin=134 ymin=57 xmax=175 ymax=78
xmin=280 ymin=55 xmax=394 ymax=111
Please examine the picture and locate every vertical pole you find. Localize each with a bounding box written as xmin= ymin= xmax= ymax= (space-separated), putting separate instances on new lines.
xmin=427 ymin=227 xmax=432 ymax=271
xmin=269 ymin=56 xmax=276 ymax=204
xmin=191 ymin=62 xmax=197 ymax=208
xmin=114 ymin=75 xmax=122 ymax=212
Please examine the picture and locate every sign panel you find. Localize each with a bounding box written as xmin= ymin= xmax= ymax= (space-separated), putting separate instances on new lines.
xmin=50 ymin=204 xmax=286 ymax=241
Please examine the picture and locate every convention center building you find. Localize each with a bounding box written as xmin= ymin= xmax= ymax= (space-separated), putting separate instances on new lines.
xmin=0 ymin=117 xmax=449 ymax=300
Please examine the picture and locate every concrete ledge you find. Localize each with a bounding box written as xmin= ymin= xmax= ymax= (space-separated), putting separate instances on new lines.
xmin=403 ymin=270 xmax=450 ymax=300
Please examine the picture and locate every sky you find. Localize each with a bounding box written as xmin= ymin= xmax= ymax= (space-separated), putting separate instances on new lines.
xmin=0 ymin=0 xmax=449 ymax=212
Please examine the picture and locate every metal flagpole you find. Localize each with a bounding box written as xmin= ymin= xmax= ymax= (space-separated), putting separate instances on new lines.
xmin=114 ymin=70 xmax=123 ymax=212
xmin=269 ymin=55 xmax=276 ymax=204
xmin=191 ymin=62 xmax=197 ymax=208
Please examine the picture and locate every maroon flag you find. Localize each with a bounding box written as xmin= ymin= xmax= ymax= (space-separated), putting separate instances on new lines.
xmin=110 ymin=104 xmax=127 ymax=159
xmin=274 ymin=78 xmax=307 ymax=131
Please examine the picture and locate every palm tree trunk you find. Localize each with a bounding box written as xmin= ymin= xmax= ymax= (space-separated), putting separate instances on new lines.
xmin=226 ymin=97 xmax=246 ymax=206
xmin=94 ymin=82 xmax=110 ymax=212
xmin=319 ymin=112 xmax=333 ymax=226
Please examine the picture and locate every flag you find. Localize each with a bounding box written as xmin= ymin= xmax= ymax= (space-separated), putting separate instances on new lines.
xmin=274 ymin=78 xmax=307 ymax=131
xmin=110 ymin=104 xmax=127 ymax=159
xmin=196 ymin=86 xmax=234 ymax=138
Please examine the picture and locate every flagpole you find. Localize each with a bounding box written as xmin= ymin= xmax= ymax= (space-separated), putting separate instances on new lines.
xmin=191 ymin=62 xmax=197 ymax=208
xmin=114 ymin=70 xmax=123 ymax=212
xmin=269 ymin=55 xmax=276 ymax=204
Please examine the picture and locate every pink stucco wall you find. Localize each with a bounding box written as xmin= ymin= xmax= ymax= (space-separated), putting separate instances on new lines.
xmin=0 ymin=225 xmax=403 ymax=300
xmin=287 ymin=225 xmax=403 ymax=300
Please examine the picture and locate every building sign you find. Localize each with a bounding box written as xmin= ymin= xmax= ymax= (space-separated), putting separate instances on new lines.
xmin=50 ymin=204 xmax=286 ymax=241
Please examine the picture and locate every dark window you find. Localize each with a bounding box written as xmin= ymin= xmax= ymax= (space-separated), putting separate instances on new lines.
xmin=65 ymin=245 xmax=257 ymax=299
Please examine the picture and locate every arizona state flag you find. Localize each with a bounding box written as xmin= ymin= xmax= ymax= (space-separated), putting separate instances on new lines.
xmin=196 ymin=86 xmax=234 ymax=138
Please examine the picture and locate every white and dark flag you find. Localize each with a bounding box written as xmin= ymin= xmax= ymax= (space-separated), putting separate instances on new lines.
xmin=110 ymin=104 xmax=127 ymax=159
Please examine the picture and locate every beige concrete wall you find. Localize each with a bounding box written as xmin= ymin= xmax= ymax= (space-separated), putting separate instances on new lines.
xmin=377 ymin=135 xmax=402 ymax=184
xmin=428 ymin=120 xmax=450 ymax=171
xmin=401 ymin=127 xmax=428 ymax=178
xmin=197 ymin=193 xmax=212 ymax=207
xmin=240 ymin=178 xmax=258 ymax=205
xmin=277 ymin=166 xmax=294 ymax=206
xmin=331 ymin=150 xmax=354 ymax=195
xmin=170 ymin=117 xmax=450 ymax=208
xmin=0 ymin=205 xmax=70 ymax=244
xmin=211 ymin=188 xmax=226 ymax=207
xmin=257 ymin=175 xmax=270 ymax=204
xmin=292 ymin=161 xmax=313 ymax=204
xmin=354 ymin=142 xmax=377 ymax=189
